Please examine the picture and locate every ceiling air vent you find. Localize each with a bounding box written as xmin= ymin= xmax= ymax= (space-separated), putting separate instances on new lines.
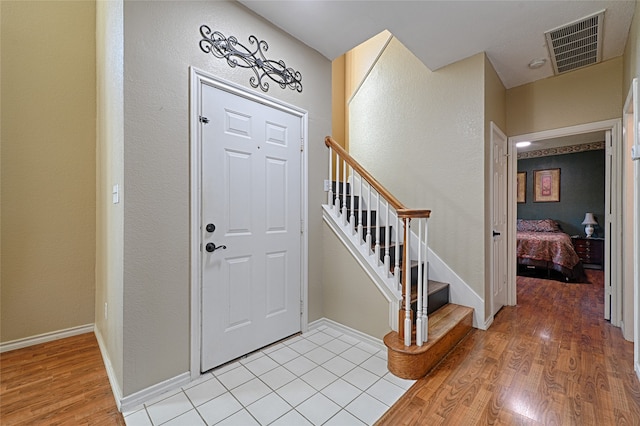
xmin=545 ymin=10 xmax=605 ymax=75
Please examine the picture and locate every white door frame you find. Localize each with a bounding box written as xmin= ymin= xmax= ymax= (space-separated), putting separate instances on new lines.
xmin=623 ymin=78 xmax=639 ymax=379
xmin=490 ymin=122 xmax=509 ymax=315
xmin=508 ymin=119 xmax=622 ymax=325
xmin=189 ymin=67 xmax=309 ymax=379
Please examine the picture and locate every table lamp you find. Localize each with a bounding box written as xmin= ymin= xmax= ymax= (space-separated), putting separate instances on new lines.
xmin=582 ymin=213 xmax=597 ymax=238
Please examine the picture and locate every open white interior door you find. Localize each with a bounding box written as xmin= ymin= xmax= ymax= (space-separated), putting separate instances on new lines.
xmin=491 ymin=122 xmax=508 ymax=316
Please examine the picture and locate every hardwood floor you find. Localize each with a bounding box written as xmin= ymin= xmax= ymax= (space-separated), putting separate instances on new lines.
xmin=0 ymin=332 xmax=124 ymax=425
xmin=377 ymin=270 xmax=640 ymax=425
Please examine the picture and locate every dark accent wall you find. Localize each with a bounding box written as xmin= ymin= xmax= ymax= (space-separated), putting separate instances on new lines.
xmin=517 ymin=149 xmax=605 ymax=238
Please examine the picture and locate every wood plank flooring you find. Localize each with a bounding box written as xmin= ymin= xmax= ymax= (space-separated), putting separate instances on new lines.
xmin=0 ymin=332 xmax=124 ymax=425
xmin=377 ymin=270 xmax=640 ymax=425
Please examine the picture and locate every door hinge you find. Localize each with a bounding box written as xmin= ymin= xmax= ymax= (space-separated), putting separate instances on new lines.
xmin=300 ymin=300 xmax=304 ymax=314
xmin=199 ymin=116 xmax=210 ymax=124
xmin=300 ymin=140 xmax=304 ymax=152
xmin=300 ymin=220 xmax=304 ymax=234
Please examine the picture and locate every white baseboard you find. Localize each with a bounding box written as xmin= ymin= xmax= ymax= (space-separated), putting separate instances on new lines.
xmin=94 ymin=326 xmax=124 ymax=410
xmin=308 ymin=317 xmax=386 ymax=352
xmin=119 ymin=371 xmax=191 ymax=413
xmin=94 ymin=326 xmax=191 ymax=413
xmin=0 ymin=323 xmax=94 ymax=353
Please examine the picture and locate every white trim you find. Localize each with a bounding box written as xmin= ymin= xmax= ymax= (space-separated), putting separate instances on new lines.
xmin=308 ymin=317 xmax=386 ymax=353
xmin=94 ymin=326 xmax=123 ymax=411
xmin=189 ymin=67 xmax=309 ymax=380
xmin=427 ymin=249 xmax=486 ymax=330
xmin=508 ymin=119 xmax=622 ymax=325
xmin=0 ymin=324 xmax=94 ymax=353
xmin=119 ymin=372 xmax=191 ymax=413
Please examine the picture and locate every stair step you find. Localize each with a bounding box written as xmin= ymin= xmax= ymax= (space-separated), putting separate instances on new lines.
xmin=383 ymin=304 xmax=473 ymax=380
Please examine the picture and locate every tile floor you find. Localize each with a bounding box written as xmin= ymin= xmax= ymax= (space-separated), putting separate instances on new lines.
xmin=123 ymin=324 xmax=414 ymax=425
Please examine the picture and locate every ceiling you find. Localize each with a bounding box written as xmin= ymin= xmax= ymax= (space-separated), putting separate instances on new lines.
xmin=239 ymin=0 xmax=636 ymax=89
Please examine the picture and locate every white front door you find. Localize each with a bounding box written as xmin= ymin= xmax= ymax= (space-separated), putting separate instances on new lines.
xmin=491 ymin=123 xmax=508 ymax=316
xmin=200 ymin=83 xmax=302 ymax=371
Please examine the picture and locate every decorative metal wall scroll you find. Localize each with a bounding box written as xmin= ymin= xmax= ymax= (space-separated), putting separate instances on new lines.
xmin=199 ymin=25 xmax=303 ymax=93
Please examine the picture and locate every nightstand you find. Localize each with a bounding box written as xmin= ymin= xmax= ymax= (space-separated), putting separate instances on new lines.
xmin=571 ymin=237 xmax=604 ymax=270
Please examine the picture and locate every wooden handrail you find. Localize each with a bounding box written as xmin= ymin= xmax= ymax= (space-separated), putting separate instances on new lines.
xmin=325 ymin=136 xmax=431 ymax=219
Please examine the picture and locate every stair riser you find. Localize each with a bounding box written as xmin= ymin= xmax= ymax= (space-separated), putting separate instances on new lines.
xmin=361 ymin=226 xmax=392 ymax=245
xmin=345 ymin=210 xmax=377 ymax=226
xmin=410 ymin=286 xmax=449 ymax=316
xmin=380 ymin=245 xmax=404 ymax=265
xmin=331 ymin=181 xmax=351 ymax=195
xmin=334 ymin=195 xmax=360 ymax=210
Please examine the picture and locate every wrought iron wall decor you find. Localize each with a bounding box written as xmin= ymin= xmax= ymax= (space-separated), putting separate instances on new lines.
xmin=199 ymin=25 xmax=303 ymax=93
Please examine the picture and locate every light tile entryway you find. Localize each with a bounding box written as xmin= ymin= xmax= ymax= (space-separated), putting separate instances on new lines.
xmin=124 ymin=324 xmax=414 ymax=425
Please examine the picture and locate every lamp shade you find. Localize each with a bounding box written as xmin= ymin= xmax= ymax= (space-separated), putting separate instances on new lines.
xmin=582 ymin=213 xmax=597 ymax=225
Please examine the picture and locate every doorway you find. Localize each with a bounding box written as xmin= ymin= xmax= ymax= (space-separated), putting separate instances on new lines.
xmin=508 ymin=119 xmax=622 ymax=325
xmin=190 ymin=68 xmax=309 ymax=376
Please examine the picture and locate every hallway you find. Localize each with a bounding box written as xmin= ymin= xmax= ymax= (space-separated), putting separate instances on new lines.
xmin=378 ymin=270 xmax=640 ymax=424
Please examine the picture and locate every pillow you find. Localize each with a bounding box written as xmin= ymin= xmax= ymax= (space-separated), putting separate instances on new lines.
xmin=517 ymin=219 xmax=560 ymax=233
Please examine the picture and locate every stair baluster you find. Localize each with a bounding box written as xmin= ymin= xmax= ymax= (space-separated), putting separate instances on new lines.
xmin=342 ymin=159 xmax=347 ymax=225
xmin=335 ymin=155 xmax=340 ymax=212
xmin=328 ymin=147 xmax=333 ymax=207
xmin=416 ymin=219 xmax=424 ymax=346
xmin=394 ymin=215 xmax=400 ymax=288
xmin=384 ymin=200 xmax=391 ymax=275
xmin=403 ymin=217 xmax=412 ymax=347
xmin=357 ymin=175 xmax=363 ymax=242
xmin=365 ymin=184 xmax=372 ymax=248
xmin=374 ymin=191 xmax=380 ymax=262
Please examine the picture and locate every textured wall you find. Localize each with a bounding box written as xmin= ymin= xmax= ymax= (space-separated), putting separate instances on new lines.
xmin=1 ymin=1 xmax=96 ymax=342
xmin=506 ymin=58 xmax=623 ymax=136
xmin=121 ymin=0 xmax=331 ymax=395
xmin=350 ymin=38 xmax=487 ymax=298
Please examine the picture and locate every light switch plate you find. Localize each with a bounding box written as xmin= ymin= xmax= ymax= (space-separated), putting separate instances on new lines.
xmin=112 ymin=184 xmax=120 ymax=204
xmin=632 ymin=145 xmax=640 ymax=161
xmin=323 ymin=179 xmax=331 ymax=191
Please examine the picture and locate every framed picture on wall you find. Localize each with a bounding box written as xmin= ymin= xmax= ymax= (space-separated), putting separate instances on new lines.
xmin=533 ymin=168 xmax=560 ymax=202
xmin=517 ymin=172 xmax=526 ymax=203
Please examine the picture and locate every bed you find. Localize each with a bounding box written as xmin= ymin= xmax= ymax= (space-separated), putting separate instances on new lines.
xmin=516 ymin=219 xmax=585 ymax=281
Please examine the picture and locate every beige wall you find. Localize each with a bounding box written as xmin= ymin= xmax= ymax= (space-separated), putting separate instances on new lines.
xmin=623 ymin=0 xmax=640 ymax=94
xmin=322 ymin=224 xmax=390 ymax=339
xmin=507 ymin=57 xmax=623 ymax=136
xmin=1 ymin=1 xmax=96 ymax=342
xmin=96 ymin=0 xmax=124 ymax=391
xmin=120 ymin=0 xmax=331 ymax=396
xmin=350 ymin=38 xmax=487 ymax=298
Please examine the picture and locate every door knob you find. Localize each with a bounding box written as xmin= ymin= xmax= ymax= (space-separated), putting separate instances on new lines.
xmin=493 ymin=231 xmax=501 ymax=237
xmin=205 ymin=242 xmax=227 ymax=253
xmin=206 ymin=223 xmax=215 ymax=233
